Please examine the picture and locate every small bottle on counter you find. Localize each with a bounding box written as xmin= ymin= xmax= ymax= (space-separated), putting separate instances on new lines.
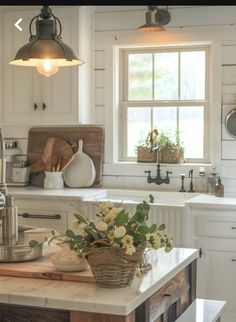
xmin=196 ymin=166 xmax=207 ymax=192
xmin=208 ymin=166 xmax=218 ymax=195
xmin=215 ymin=177 xmax=224 ymax=197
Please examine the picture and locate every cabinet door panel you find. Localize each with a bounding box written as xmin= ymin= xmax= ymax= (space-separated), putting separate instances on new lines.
xmin=207 ymin=250 xmax=236 ymax=313
xmin=3 ymin=10 xmax=41 ymax=125
xmin=42 ymin=8 xmax=79 ymax=125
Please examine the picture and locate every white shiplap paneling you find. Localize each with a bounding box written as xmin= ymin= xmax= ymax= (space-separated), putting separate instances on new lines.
xmin=223 ymin=45 xmax=236 ymax=65
xmin=95 ymin=6 xmax=236 ymax=32
xmin=222 ymin=140 xmax=236 ymax=159
xmin=94 ymin=50 xmax=105 ymax=69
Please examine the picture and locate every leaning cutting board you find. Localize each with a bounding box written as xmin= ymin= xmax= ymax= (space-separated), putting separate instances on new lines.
xmin=63 ymin=140 xmax=96 ymax=188
xmin=27 ymin=126 xmax=104 ymax=187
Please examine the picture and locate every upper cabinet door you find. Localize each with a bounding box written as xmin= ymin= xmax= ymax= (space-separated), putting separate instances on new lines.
xmin=2 ymin=7 xmax=81 ymax=126
xmin=2 ymin=9 xmax=42 ymax=125
xmin=41 ymin=7 xmax=80 ymax=125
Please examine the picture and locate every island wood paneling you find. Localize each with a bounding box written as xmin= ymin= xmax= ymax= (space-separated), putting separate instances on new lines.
xmin=0 ymin=304 xmax=70 ymax=322
xmin=27 ymin=126 xmax=104 ymax=187
xmin=70 ymin=311 xmax=135 ymax=322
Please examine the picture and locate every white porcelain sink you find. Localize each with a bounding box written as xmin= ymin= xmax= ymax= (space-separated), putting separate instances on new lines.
xmin=85 ymin=189 xmax=199 ymax=207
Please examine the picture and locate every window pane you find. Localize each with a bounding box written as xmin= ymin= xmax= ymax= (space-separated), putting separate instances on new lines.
xmin=154 ymin=52 xmax=178 ymax=100
xmin=153 ymin=107 xmax=177 ymax=139
xmin=180 ymin=51 xmax=205 ymax=100
xmin=127 ymin=107 xmax=151 ymax=157
xmin=128 ymin=54 xmax=152 ymax=100
xmin=179 ymin=106 xmax=204 ymax=158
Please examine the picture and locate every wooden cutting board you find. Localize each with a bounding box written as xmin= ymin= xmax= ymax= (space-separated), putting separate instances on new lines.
xmin=27 ymin=126 xmax=104 ymax=187
xmin=0 ymin=256 xmax=95 ymax=283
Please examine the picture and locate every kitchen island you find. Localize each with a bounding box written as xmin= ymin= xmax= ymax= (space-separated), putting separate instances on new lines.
xmin=0 ymin=247 xmax=198 ymax=322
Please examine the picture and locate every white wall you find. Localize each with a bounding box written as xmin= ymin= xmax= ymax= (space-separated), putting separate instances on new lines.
xmin=93 ymin=5 xmax=236 ymax=193
xmin=3 ymin=5 xmax=236 ymax=193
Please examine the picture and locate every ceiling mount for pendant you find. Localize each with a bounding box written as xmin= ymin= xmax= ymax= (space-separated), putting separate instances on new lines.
xmin=9 ymin=5 xmax=84 ymax=77
xmin=138 ymin=6 xmax=171 ymax=32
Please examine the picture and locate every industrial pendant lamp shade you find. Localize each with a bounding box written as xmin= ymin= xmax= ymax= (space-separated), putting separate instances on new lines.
xmin=9 ymin=6 xmax=84 ymax=77
xmin=138 ymin=6 xmax=171 ymax=32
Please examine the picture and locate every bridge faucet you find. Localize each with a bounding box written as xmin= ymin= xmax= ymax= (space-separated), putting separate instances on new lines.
xmin=145 ymin=162 xmax=172 ymax=185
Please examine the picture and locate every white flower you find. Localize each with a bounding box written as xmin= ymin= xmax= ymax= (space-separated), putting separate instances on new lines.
xmin=98 ymin=201 xmax=114 ymax=215
xmin=114 ymin=226 xmax=126 ymax=238
xmin=122 ymin=234 xmax=133 ymax=247
xmin=125 ymin=244 xmax=136 ymax=255
xmin=147 ymin=233 xmax=161 ymax=249
xmin=95 ymin=221 xmax=108 ymax=232
xmin=103 ymin=213 xmax=116 ymax=225
xmin=72 ymin=221 xmax=87 ymax=237
xmin=108 ymin=207 xmax=124 ymax=217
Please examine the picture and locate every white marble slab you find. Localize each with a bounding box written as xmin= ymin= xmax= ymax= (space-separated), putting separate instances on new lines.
xmin=8 ymin=187 xmax=106 ymax=201
xmin=0 ymin=247 xmax=198 ymax=315
xmin=185 ymin=193 xmax=236 ymax=209
xmin=175 ymin=298 xmax=226 ymax=322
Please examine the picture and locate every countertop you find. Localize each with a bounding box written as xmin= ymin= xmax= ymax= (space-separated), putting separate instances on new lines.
xmin=8 ymin=186 xmax=236 ymax=209
xmin=8 ymin=187 xmax=106 ymax=201
xmin=185 ymin=193 xmax=236 ymax=209
xmin=0 ymin=247 xmax=198 ymax=315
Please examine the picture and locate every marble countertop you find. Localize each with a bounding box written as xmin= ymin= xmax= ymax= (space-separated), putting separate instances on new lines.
xmin=8 ymin=186 xmax=106 ymax=201
xmin=185 ymin=193 xmax=236 ymax=209
xmin=8 ymin=186 xmax=236 ymax=209
xmin=0 ymin=247 xmax=198 ymax=315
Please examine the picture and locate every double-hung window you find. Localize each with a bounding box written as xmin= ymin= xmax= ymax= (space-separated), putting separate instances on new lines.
xmin=119 ymin=45 xmax=210 ymax=163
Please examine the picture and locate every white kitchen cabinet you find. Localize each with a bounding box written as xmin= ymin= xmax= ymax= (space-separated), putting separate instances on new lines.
xmin=2 ymin=6 xmax=85 ymax=126
xmin=190 ymin=207 xmax=236 ymax=322
xmin=14 ymin=197 xmax=78 ymax=234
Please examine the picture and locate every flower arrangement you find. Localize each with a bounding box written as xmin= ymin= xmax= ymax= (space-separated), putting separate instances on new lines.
xmin=49 ymin=197 xmax=173 ymax=258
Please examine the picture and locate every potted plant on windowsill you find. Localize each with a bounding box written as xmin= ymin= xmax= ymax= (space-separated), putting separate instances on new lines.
xmin=158 ymin=131 xmax=184 ymax=164
xmin=135 ymin=129 xmax=158 ymax=163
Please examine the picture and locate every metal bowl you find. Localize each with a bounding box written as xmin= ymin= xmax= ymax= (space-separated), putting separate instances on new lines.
xmin=0 ymin=231 xmax=43 ymax=262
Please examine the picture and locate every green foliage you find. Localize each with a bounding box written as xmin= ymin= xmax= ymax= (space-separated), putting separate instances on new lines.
xmin=157 ymin=130 xmax=184 ymax=158
xmin=48 ymin=197 xmax=174 ymax=256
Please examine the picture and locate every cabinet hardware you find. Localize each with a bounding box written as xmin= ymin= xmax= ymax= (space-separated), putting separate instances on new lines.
xmin=199 ymin=248 xmax=202 ymax=258
xmin=42 ymin=102 xmax=46 ymax=111
xmin=33 ymin=103 xmax=38 ymax=111
xmin=231 ymin=227 xmax=236 ymax=229
xmin=18 ymin=213 xmax=61 ymax=220
xmin=232 ymin=259 xmax=236 ymax=261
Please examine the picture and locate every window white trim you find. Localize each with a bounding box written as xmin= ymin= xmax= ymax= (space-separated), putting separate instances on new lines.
xmin=120 ymin=46 xmax=210 ymax=163
xmin=104 ymin=30 xmax=222 ymax=169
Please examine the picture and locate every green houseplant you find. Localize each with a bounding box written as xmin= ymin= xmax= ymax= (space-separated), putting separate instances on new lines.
xmin=135 ymin=129 xmax=158 ymax=162
xmin=157 ymin=130 xmax=184 ymax=163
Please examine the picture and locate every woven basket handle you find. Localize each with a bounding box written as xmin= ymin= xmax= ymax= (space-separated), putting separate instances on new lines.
xmin=90 ymin=239 xmax=111 ymax=247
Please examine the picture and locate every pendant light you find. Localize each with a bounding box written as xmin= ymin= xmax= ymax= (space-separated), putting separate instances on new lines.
xmin=9 ymin=6 xmax=84 ymax=77
xmin=138 ymin=6 xmax=171 ymax=32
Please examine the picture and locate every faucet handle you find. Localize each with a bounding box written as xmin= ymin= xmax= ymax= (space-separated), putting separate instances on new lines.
xmin=166 ymin=171 xmax=172 ymax=176
xmin=145 ymin=170 xmax=151 ymax=176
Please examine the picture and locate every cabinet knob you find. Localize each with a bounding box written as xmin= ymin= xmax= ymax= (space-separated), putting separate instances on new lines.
xmin=33 ymin=103 xmax=38 ymax=111
xmin=42 ymin=102 xmax=46 ymax=111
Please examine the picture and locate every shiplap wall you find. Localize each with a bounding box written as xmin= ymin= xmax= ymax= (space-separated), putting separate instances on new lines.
xmin=4 ymin=5 xmax=236 ymax=191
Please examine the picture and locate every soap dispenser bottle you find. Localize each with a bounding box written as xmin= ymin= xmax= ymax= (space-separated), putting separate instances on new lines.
xmin=215 ymin=177 xmax=224 ymax=197
xmin=208 ymin=167 xmax=218 ymax=195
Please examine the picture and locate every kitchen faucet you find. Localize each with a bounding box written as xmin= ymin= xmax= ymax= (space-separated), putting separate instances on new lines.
xmin=188 ymin=169 xmax=195 ymax=193
xmin=145 ymin=162 xmax=172 ymax=185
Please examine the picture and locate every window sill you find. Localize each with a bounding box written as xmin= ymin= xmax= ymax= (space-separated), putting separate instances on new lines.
xmin=103 ymin=162 xmax=213 ymax=177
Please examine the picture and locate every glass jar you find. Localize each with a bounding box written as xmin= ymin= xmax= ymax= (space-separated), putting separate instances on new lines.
xmin=44 ymin=171 xmax=64 ymax=189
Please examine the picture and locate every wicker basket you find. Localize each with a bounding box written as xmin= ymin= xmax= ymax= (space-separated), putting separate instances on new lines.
xmin=137 ymin=147 xmax=157 ymax=163
xmin=85 ymin=246 xmax=144 ymax=288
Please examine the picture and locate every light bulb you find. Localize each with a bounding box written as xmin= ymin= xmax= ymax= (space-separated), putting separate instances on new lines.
xmin=36 ymin=59 xmax=59 ymax=77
